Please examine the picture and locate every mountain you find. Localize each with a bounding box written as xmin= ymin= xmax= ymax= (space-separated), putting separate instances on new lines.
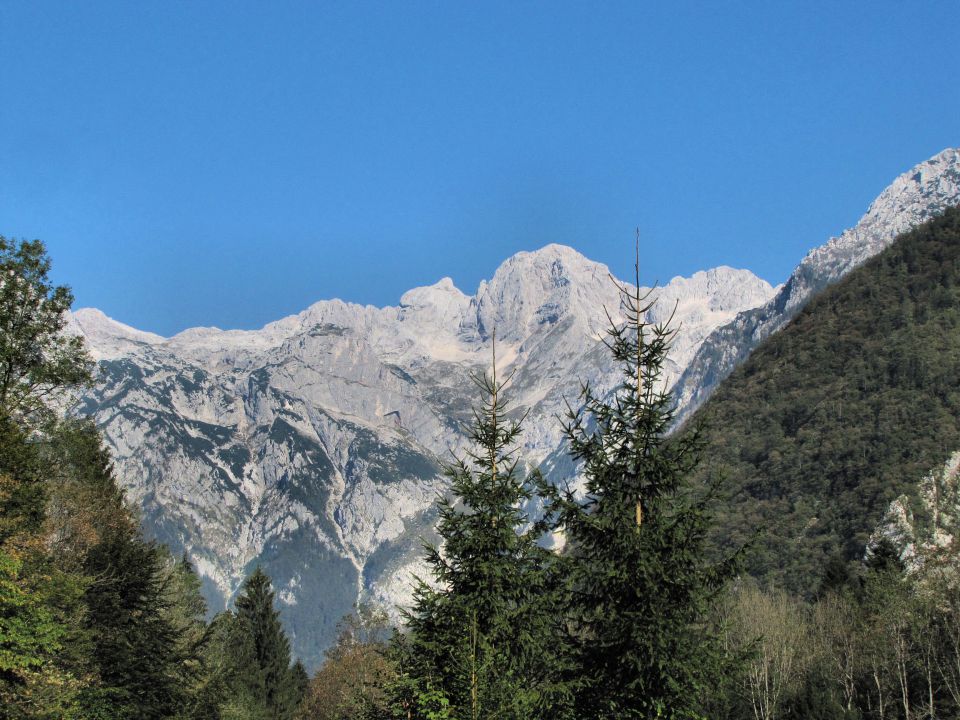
xmin=673 ymin=147 xmax=960 ymax=424
xmin=70 ymin=147 xmax=960 ymax=666
xmin=69 ymin=246 xmax=775 ymax=667
xmin=689 ymin=207 xmax=960 ymax=595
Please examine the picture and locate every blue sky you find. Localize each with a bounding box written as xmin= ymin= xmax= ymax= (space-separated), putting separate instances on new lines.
xmin=1 ymin=1 xmax=957 ymax=336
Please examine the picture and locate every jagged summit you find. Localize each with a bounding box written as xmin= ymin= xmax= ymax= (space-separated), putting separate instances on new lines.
xmin=473 ymin=244 xmax=619 ymax=343
xmin=482 ymin=243 xmax=610 ymax=292
xmin=72 ymin=243 xmax=772 ymax=363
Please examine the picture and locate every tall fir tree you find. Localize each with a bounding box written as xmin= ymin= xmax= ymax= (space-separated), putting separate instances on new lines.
xmin=81 ymin=520 xmax=185 ymax=717
xmin=397 ymin=341 xmax=569 ymax=719
xmin=233 ymin=567 xmax=305 ymax=720
xmin=543 ymin=234 xmax=737 ymax=719
xmin=193 ymin=609 xmax=269 ymax=720
xmin=46 ymin=421 xmax=193 ymax=719
xmin=161 ymin=554 xmax=211 ymax=717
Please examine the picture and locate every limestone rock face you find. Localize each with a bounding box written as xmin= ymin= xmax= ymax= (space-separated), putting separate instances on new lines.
xmin=870 ymin=452 xmax=960 ymax=573
xmin=72 ymin=244 xmax=774 ymax=667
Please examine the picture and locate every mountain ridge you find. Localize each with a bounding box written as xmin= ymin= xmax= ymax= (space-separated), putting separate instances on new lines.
xmin=73 ymin=244 xmax=772 ymax=355
xmin=70 ymin=245 xmax=776 ymax=668
xmin=70 ymin=147 xmax=960 ymax=667
xmin=673 ymin=147 xmax=960 ymax=423
xmin=689 ymin=207 xmax=960 ymax=593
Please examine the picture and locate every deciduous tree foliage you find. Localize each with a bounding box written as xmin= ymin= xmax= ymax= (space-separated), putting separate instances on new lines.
xmin=0 ymin=236 xmax=92 ymax=428
xmin=296 ymin=606 xmax=394 ymax=720
xmin=0 ymin=238 xmax=100 ymax=718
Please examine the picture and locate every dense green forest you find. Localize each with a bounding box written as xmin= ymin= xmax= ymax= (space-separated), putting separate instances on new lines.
xmin=691 ymin=206 xmax=960 ymax=594
xmin=6 ymin=210 xmax=960 ymax=719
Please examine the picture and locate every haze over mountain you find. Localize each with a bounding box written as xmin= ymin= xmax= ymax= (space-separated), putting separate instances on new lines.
xmin=69 ymin=147 xmax=960 ymax=666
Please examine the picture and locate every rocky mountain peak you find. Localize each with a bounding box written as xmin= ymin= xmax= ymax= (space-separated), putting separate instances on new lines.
xmin=659 ymin=266 xmax=776 ymax=313
xmin=398 ymin=277 xmax=469 ymax=325
xmin=473 ymin=243 xmax=620 ymax=343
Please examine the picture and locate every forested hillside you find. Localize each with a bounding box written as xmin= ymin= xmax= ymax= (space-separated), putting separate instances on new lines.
xmin=692 ymin=206 xmax=960 ymax=593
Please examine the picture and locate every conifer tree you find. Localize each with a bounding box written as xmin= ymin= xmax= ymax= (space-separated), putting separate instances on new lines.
xmin=194 ymin=610 xmax=269 ymax=720
xmin=82 ymin=527 xmax=184 ymax=717
xmin=233 ymin=567 xmax=305 ymax=720
xmin=162 ymin=554 xmax=211 ymax=716
xmin=543 ymin=233 xmax=737 ymax=719
xmin=398 ymin=341 xmax=567 ymax=719
xmin=48 ymin=420 xmax=187 ymax=718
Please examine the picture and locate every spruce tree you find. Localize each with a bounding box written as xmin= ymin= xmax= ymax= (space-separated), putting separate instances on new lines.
xmin=398 ymin=342 xmax=567 ymax=719
xmin=48 ymin=420 xmax=188 ymax=718
xmin=543 ymin=235 xmax=736 ymax=719
xmin=162 ymin=554 xmax=210 ymax=715
xmin=82 ymin=526 xmax=184 ymax=717
xmin=195 ymin=610 xmax=269 ymax=720
xmin=233 ymin=567 xmax=305 ymax=719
